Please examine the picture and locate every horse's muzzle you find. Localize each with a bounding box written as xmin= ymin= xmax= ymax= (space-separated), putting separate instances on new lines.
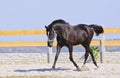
xmin=48 ymin=41 xmax=53 ymax=47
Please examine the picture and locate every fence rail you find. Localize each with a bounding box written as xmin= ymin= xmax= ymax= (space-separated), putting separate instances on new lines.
xmin=0 ymin=30 xmax=45 ymax=36
xmin=0 ymin=28 xmax=120 ymax=36
xmin=0 ymin=40 xmax=120 ymax=47
xmin=0 ymin=28 xmax=120 ymax=47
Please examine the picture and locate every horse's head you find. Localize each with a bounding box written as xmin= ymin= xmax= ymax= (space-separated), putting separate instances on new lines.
xmin=45 ymin=19 xmax=67 ymax=47
xmin=45 ymin=25 xmax=56 ymax=47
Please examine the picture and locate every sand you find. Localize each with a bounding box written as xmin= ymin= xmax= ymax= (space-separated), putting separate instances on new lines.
xmin=0 ymin=63 xmax=120 ymax=78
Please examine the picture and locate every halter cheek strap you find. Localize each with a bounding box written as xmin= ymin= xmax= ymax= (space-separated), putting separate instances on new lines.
xmin=48 ymin=28 xmax=56 ymax=43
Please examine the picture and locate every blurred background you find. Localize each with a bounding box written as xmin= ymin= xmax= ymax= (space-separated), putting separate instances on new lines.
xmin=0 ymin=0 xmax=120 ymax=53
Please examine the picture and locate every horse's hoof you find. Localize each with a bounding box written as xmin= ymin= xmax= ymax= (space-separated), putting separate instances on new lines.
xmin=97 ymin=66 xmax=99 ymax=68
xmin=77 ymin=67 xmax=82 ymax=71
xmin=94 ymin=66 xmax=99 ymax=70
xmin=51 ymin=67 xmax=55 ymax=71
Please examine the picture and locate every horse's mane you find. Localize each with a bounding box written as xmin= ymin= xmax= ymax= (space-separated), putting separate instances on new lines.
xmin=49 ymin=19 xmax=67 ymax=28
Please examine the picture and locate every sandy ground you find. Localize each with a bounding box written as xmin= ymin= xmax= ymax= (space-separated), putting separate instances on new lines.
xmin=0 ymin=63 xmax=120 ymax=78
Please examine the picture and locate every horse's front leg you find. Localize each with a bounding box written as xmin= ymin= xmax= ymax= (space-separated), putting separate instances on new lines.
xmin=51 ymin=44 xmax=62 ymax=70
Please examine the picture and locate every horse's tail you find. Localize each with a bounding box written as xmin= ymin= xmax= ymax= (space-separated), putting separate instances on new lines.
xmin=89 ymin=24 xmax=104 ymax=36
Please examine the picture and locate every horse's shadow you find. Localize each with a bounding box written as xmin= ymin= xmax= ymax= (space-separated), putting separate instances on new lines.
xmin=14 ymin=67 xmax=70 ymax=72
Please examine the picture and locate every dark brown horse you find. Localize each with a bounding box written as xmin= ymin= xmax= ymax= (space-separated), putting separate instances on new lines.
xmin=45 ymin=19 xmax=104 ymax=71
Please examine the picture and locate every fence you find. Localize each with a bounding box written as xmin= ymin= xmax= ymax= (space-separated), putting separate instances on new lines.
xmin=0 ymin=28 xmax=120 ymax=47
xmin=0 ymin=28 xmax=120 ymax=64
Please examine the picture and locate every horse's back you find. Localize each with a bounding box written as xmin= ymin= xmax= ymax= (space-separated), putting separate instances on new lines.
xmin=72 ymin=24 xmax=91 ymax=35
xmin=67 ymin=25 xmax=89 ymax=45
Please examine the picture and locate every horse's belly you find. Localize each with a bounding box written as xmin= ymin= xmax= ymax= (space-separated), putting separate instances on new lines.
xmin=72 ymin=41 xmax=82 ymax=45
xmin=69 ymin=31 xmax=88 ymax=45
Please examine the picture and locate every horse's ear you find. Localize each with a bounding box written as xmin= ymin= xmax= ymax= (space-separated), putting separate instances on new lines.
xmin=45 ymin=25 xmax=48 ymax=29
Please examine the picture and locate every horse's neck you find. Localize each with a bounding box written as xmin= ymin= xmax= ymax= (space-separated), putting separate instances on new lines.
xmin=57 ymin=26 xmax=71 ymax=41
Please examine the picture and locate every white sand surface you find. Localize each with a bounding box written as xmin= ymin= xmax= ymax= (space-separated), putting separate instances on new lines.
xmin=0 ymin=63 xmax=120 ymax=78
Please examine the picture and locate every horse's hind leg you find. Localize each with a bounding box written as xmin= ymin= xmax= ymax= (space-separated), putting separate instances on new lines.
xmin=68 ymin=45 xmax=81 ymax=71
xmin=82 ymin=44 xmax=90 ymax=66
xmin=83 ymin=50 xmax=89 ymax=66
xmin=81 ymin=45 xmax=90 ymax=71
xmin=89 ymin=47 xmax=99 ymax=68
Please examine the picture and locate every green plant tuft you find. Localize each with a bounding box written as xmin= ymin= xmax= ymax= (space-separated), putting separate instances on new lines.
xmin=90 ymin=46 xmax=100 ymax=60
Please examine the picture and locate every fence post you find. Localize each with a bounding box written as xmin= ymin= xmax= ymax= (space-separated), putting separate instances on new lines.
xmin=48 ymin=47 xmax=53 ymax=63
xmin=100 ymin=32 xmax=106 ymax=63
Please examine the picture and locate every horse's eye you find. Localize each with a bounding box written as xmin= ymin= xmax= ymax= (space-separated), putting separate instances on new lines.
xmin=46 ymin=31 xmax=49 ymax=36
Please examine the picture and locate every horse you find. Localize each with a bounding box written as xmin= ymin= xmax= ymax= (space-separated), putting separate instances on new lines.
xmin=45 ymin=19 xmax=104 ymax=71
